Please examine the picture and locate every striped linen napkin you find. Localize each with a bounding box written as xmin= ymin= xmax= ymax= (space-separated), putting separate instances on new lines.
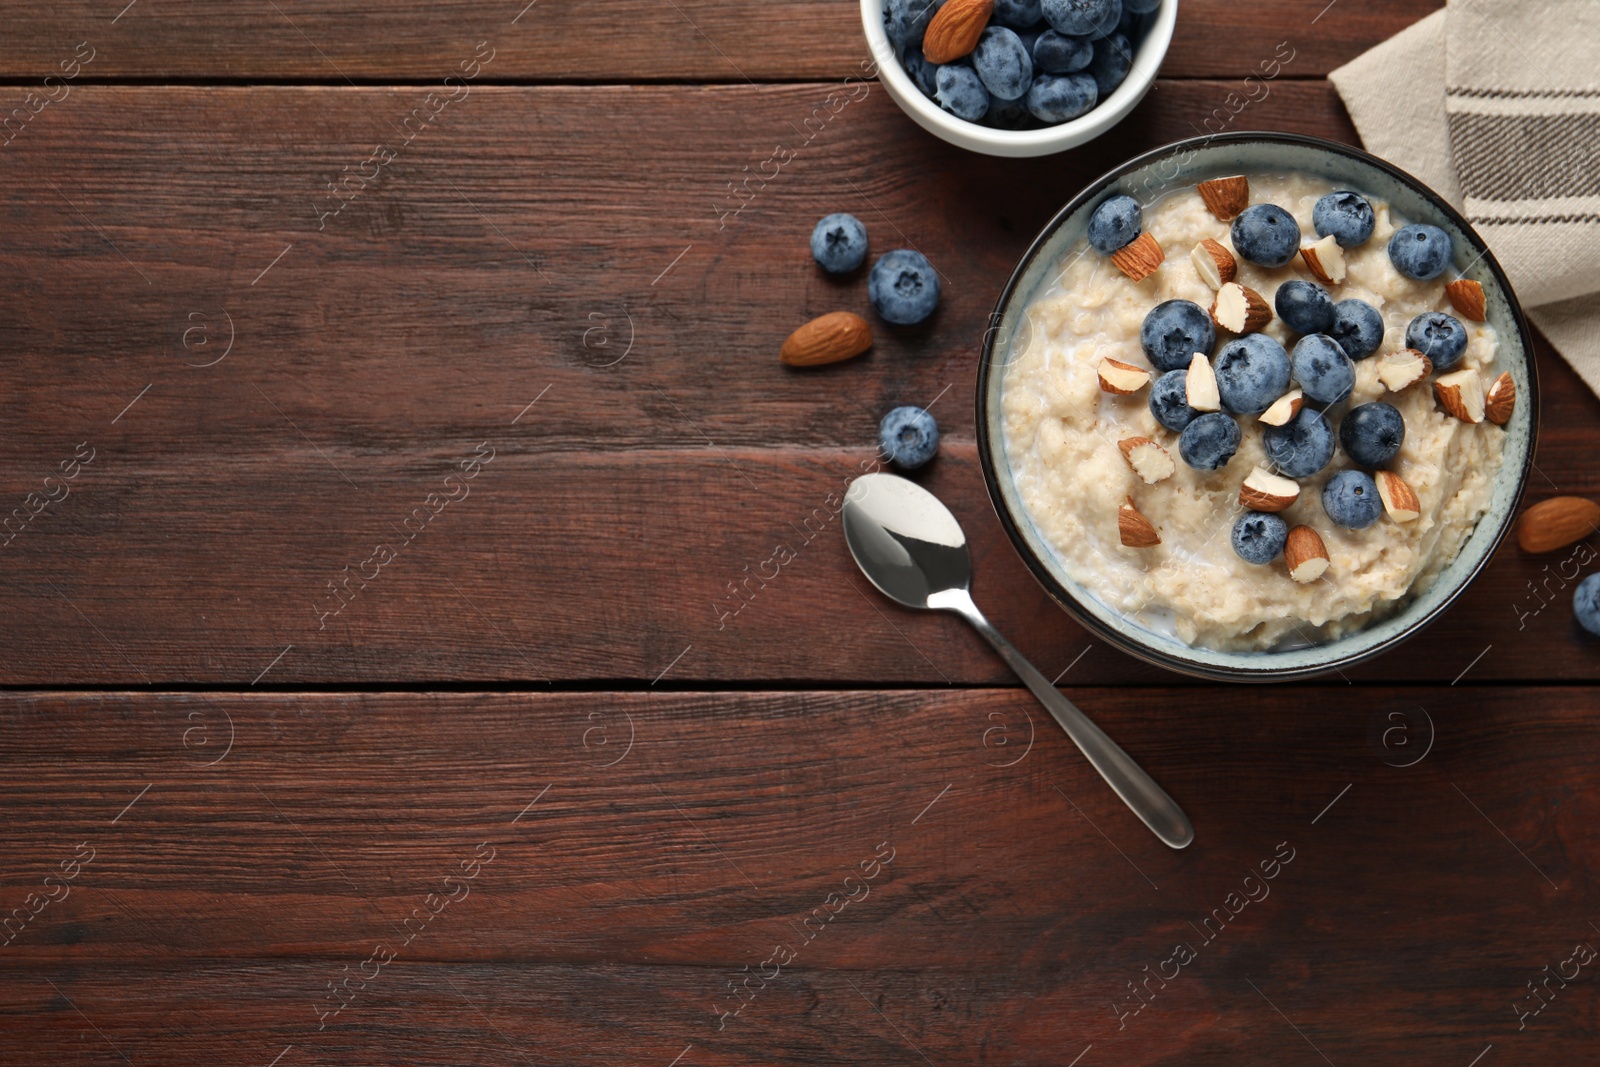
xmin=1329 ymin=1 xmax=1600 ymax=396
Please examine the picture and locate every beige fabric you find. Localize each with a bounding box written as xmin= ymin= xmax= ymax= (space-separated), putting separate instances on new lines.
xmin=1329 ymin=3 xmax=1600 ymax=396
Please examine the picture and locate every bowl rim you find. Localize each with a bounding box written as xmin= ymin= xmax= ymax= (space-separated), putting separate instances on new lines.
xmin=974 ymin=130 xmax=1541 ymax=682
xmin=858 ymin=0 xmax=1179 ymax=157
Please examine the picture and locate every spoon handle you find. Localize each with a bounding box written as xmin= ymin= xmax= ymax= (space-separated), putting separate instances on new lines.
xmin=935 ymin=590 xmax=1194 ymax=850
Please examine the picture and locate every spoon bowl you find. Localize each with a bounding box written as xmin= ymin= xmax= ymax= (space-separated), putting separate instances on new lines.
xmin=842 ymin=473 xmax=1193 ymax=849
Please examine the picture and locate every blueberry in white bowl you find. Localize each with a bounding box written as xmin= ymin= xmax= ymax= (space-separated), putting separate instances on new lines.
xmin=936 ymin=62 xmax=990 ymax=121
xmin=973 ymin=26 xmax=1034 ymax=100
xmin=1033 ymin=30 xmax=1093 ymax=73
xmin=1339 ymin=402 xmax=1406 ymax=468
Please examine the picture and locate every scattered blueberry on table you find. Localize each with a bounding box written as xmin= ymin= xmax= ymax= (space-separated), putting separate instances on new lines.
xmin=1231 ymin=203 xmax=1302 ymax=267
xmin=1388 ymin=223 xmax=1453 ymax=280
xmin=1328 ymin=298 xmax=1385 ymax=360
xmin=879 ymin=405 xmax=941 ymax=469
xmin=1263 ymin=408 xmax=1336 ymax=479
xmin=1405 ymin=311 xmax=1468 ymax=370
xmin=886 ymin=0 xmax=1160 ymax=130
xmin=1323 ymin=470 xmax=1383 ymax=529
xmin=810 ymin=213 xmax=869 ymax=274
xmin=1149 ymin=368 xmax=1199 ymax=431
xmin=869 ymin=249 xmax=941 ymax=325
xmin=1232 ymin=511 xmax=1289 ymax=564
xmin=1312 ymin=190 xmax=1375 ymax=248
xmin=1339 ymin=402 xmax=1406 ymax=468
xmin=1291 ymin=334 xmax=1355 ymax=405
xmin=1178 ymin=412 xmax=1242 ymax=471
xmin=1575 ymin=573 xmax=1600 ymax=637
xmin=1274 ymin=279 xmax=1336 ymax=335
xmin=1140 ymin=298 xmax=1215 ymax=372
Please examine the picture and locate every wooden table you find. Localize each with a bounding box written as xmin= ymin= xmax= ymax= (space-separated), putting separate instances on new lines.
xmin=3 ymin=2 xmax=1597 ymax=1063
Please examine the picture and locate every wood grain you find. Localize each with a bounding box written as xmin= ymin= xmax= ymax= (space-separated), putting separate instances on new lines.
xmin=1 ymin=688 xmax=1595 ymax=1064
xmin=0 ymin=1 xmax=1444 ymax=81
xmin=0 ymin=82 xmax=1594 ymax=684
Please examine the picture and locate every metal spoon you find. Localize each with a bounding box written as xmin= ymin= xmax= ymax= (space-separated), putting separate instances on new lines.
xmin=842 ymin=472 xmax=1193 ymax=850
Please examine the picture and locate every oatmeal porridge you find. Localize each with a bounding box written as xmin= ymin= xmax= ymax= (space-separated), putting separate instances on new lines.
xmin=999 ymin=172 xmax=1509 ymax=652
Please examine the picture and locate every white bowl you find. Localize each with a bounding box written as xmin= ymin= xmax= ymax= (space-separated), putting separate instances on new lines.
xmin=860 ymin=0 xmax=1178 ymax=158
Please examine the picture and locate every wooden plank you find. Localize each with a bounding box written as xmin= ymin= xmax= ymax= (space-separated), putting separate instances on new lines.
xmin=0 ymin=83 xmax=1593 ymax=684
xmin=0 ymin=687 xmax=1596 ymax=1063
xmin=0 ymin=0 xmax=1442 ymax=81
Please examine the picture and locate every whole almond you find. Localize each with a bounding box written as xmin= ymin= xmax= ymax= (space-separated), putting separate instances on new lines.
xmin=1111 ymin=232 xmax=1164 ymax=281
xmin=1516 ymin=496 xmax=1600 ymax=554
xmin=923 ymin=0 xmax=992 ymax=63
xmin=780 ymin=311 xmax=873 ymax=367
xmin=1197 ymin=176 xmax=1249 ymax=220
xmin=1446 ymin=278 xmax=1487 ymax=321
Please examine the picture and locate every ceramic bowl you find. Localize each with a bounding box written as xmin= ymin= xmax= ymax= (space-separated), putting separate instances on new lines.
xmin=976 ymin=132 xmax=1539 ymax=681
xmin=859 ymin=0 xmax=1178 ymax=158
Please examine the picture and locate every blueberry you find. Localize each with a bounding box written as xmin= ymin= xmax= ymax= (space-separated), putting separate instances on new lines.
xmin=884 ymin=0 xmax=938 ymax=52
xmin=869 ymin=249 xmax=941 ymax=325
xmin=1230 ymin=204 xmax=1302 ymax=268
xmin=879 ymin=406 xmax=940 ymax=470
xmin=1042 ymin=0 xmax=1115 ymax=35
xmin=1149 ymin=369 xmax=1199 ymax=432
xmin=1388 ymin=223 xmax=1452 ymax=280
xmin=1178 ymin=412 xmax=1241 ymax=471
xmin=1215 ymin=333 xmax=1291 ymax=415
xmin=1087 ymin=0 xmax=1123 ymax=39
xmin=1575 ymin=573 xmax=1600 ymax=637
xmin=972 ymin=27 xmax=1034 ymax=101
xmin=1025 ymin=72 xmax=1097 ymax=122
xmin=1311 ymin=191 xmax=1375 ymax=248
xmin=1274 ymin=279 xmax=1336 ymax=335
xmin=1291 ymin=334 xmax=1356 ymax=406
xmin=993 ymin=0 xmax=1044 ymax=29
xmin=1232 ymin=511 xmax=1290 ymax=565
xmin=982 ymin=95 xmax=1035 ymax=129
xmin=1263 ymin=408 xmax=1336 ymax=479
xmin=902 ymin=46 xmax=940 ymax=98
xmin=1087 ymin=32 xmax=1132 ymax=96
xmin=1338 ymin=401 xmax=1405 ymax=468
xmin=1329 ymin=298 xmax=1384 ymax=360
xmin=1123 ymin=0 xmax=1161 ymax=11
xmin=809 ymin=213 xmax=868 ymax=274
xmin=1405 ymin=311 xmax=1469 ymax=370
xmin=1322 ymin=469 xmax=1383 ymax=529
xmin=1140 ymin=299 xmax=1215 ymax=372
xmin=1088 ymin=194 xmax=1141 ymax=254
xmin=1033 ymin=30 xmax=1093 ymax=73
xmin=935 ymin=62 xmax=990 ymax=121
